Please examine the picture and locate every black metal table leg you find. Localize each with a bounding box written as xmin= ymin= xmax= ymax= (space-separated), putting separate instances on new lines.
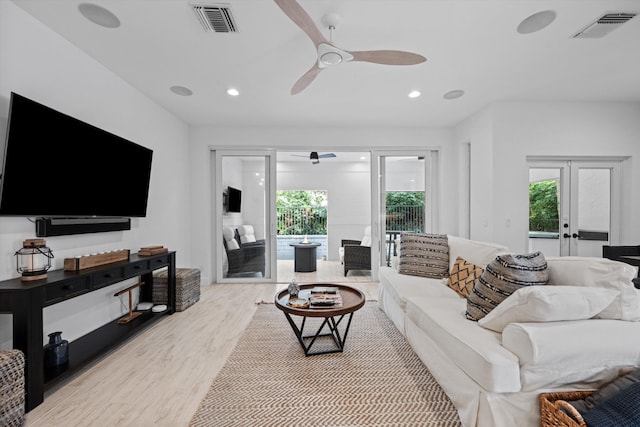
xmin=283 ymin=312 xmax=356 ymax=356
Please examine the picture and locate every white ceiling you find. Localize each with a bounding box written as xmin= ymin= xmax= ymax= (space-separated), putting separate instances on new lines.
xmin=12 ymin=0 xmax=640 ymax=128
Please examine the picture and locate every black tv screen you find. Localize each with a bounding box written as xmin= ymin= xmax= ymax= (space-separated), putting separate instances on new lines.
xmin=227 ymin=186 xmax=241 ymax=213
xmin=0 ymin=92 xmax=153 ymax=217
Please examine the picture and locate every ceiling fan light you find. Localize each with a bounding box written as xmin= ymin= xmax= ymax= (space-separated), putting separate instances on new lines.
xmin=517 ymin=10 xmax=556 ymax=34
xmin=320 ymin=52 xmax=342 ymax=65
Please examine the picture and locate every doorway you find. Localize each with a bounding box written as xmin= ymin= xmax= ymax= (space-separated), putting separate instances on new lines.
xmin=527 ymin=159 xmax=621 ymax=257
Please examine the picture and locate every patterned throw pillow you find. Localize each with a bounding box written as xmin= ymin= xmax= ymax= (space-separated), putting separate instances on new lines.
xmin=399 ymin=233 xmax=449 ymax=279
xmin=465 ymin=251 xmax=549 ymax=321
xmin=447 ymin=257 xmax=484 ymax=298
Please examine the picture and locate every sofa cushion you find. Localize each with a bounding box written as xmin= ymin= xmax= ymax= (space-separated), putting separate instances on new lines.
xmin=399 ymin=233 xmax=449 ymax=279
xmin=378 ymin=266 xmax=458 ymax=311
xmin=466 ymin=252 xmax=549 ymax=321
xmin=237 ymin=225 xmax=257 ymax=243
xmin=478 ymin=285 xmax=619 ymax=332
xmin=446 ymin=235 xmax=510 ymax=272
xmin=447 ymin=257 xmax=484 ymax=298
xmin=546 ymin=257 xmax=640 ymax=321
xmin=502 ymin=319 xmax=640 ymax=391
xmin=405 ymin=296 xmax=521 ymax=392
xmin=360 ymin=226 xmax=372 ymax=247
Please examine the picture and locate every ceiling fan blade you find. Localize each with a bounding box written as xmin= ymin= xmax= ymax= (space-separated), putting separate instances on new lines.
xmin=291 ymin=63 xmax=323 ymax=95
xmin=273 ymin=0 xmax=328 ymax=48
xmin=318 ymin=153 xmax=336 ymax=158
xmin=350 ymin=50 xmax=426 ymax=65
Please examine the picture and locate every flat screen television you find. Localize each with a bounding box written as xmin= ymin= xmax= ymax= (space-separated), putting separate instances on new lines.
xmin=0 ymin=92 xmax=153 ymax=218
xmin=226 ymin=186 xmax=241 ymax=213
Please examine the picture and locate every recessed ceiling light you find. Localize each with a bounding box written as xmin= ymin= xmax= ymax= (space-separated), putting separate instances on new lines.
xmin=443 ymin=90 xmax=464 ymax=100
xmin=227 ymin=88 xmax=239 ymax=96
xmin=78 ymin=3 xmax=121 ymax=28
xmin=170 ymin=86 xmax=193 ymax=96
xmin=359 ymin=156 xmax=366 ymax=160
xmin=517 ymin=10 xmax=556 ymax=34
xmin=408 ymin=90 xmax=421 ymax=98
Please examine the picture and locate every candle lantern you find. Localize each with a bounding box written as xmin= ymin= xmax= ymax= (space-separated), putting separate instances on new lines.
xmin=14 ymin=238 xmax=54 ymax=281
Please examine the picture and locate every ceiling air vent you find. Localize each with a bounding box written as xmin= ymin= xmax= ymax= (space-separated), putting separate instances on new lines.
xmin=192 ymin=4 xmax=238 ymax=33
xmin=572 ymin=13 xmax=636 ymax=38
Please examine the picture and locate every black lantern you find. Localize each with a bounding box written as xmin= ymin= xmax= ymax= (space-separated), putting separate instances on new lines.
xmin=14 ymin=238 xmax=54 ymax=281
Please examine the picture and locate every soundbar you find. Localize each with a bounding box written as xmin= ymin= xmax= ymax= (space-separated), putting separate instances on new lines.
xmin=36 ymin=217 xmax=131 ymax=237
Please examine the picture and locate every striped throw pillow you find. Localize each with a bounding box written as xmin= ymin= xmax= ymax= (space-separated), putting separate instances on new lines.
xmin=465 ymin=251 xmax=549 ymax=321
xmin=399 ymin=233 xmax=449 ymax=279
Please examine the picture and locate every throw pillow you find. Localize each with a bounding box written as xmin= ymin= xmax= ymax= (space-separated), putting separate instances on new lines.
xmin=465 ymin=251 xmax=549 ymax=321
xmin=447 ymin=257 xmax=484 ymax=298
xmin=399 ymin=233 xmax=449 ymax=279
xmin=568 ymin=367 xmax=640 ymax=414
xmin=478 ymin=285 xmax=620 ymax=332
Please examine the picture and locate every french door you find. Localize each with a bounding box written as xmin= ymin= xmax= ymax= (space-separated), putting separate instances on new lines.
xmin=528 ymin=159 xmax=620 ymax=257
xmin=213 ymin=150 xmax=277 ymax=283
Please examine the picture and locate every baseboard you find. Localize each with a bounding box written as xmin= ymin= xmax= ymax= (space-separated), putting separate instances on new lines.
xmin=35 ymin=217 xmax=131 ymax=237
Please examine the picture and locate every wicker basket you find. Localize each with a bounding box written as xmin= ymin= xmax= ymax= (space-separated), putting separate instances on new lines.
xmin=0 ymin=349 xmax=25 ymax=427
xmin=539 ymin=390 xmax=594 ymax=427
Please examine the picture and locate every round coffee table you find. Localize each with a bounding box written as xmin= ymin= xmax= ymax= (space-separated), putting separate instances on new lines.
xmin=274 ymin=284 xmax=365 ymax=356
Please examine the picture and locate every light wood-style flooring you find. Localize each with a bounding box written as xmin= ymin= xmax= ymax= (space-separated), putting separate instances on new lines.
xmin=25 ymin=261 xmax=378 ymax=426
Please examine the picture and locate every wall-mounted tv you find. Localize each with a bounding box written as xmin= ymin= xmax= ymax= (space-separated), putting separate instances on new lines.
xmin=0 ymin=92 xmax=153 ymax=218
xmin=226 ymin=186 xmax=241 ymax=213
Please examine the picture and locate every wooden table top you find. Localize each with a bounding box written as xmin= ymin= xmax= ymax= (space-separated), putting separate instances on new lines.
xmin=274 ymin=284 xmax=365 ymax=318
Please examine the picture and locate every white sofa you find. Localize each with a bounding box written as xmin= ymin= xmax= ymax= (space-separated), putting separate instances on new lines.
xmin=378 ymin=234 xmax=640 ymax=427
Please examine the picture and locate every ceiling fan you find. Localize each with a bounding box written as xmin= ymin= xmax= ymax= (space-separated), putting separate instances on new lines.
xmin=292 ymin=151 xmax=337 ymax=164
xmin=274 ymin=0 xmax=427 ymax=95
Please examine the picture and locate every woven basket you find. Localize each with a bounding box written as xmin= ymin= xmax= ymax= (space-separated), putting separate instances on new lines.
xmin=539 ymin=390 xmax=594 ymax=427
xmin=0 ymin=349 xmax=25 ymax=427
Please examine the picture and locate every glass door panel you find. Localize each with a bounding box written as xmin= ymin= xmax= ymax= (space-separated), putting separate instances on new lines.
xmin=374 ymin=152 xmax=431 ymax=268
xmin=573 ymin=166 xmax=612 ymax=257
xmin=214 ymin=151 xmax=276 ymax=282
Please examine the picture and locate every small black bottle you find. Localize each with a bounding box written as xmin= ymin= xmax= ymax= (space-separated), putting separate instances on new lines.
xmin=44 ymin=331 xmax=69 ymax=368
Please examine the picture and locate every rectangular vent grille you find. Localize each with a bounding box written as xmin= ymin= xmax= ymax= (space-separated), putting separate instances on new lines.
xmin=572 ymin=13 xmax=636 ymax=38
xmin=192 ymin=4 xmax=238 ymax=33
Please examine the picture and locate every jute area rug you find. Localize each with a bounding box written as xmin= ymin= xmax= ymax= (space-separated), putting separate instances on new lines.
xmin=190 ymin=302 xmax=462 ymax=426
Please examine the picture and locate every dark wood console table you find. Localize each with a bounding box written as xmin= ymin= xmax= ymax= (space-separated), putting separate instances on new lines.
xmin=0 ymin=251 xmax=176 ymax=412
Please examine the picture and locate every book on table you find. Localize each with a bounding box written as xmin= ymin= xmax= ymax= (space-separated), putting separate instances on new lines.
xmin=309 ymin=289 xmax=342 ymax=307
xmin=310 ymin=286 xmax=338 ymax=294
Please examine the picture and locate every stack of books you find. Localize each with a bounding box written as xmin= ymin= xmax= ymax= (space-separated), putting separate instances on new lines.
xmin=309 ymin=286 xmax=342 ymax=307
xmin=138 ymin=245 xmax=169 ymax=256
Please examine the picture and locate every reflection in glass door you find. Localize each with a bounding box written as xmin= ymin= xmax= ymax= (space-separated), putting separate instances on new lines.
xmin=528 ymin=160 xmax=619 ymax=257
xmin=214 ymin=151 xmax=276 ymax=282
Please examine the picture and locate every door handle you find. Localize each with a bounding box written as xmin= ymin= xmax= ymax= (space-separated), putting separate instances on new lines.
xmin=572 ymin=233 xmax=580 ymax=238
xmin=563 ymin=233 xmax=571 ymax=238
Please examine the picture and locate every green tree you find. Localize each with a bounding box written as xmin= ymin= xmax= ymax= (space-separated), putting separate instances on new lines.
xmin=276 ymin=190 xmax=327 ymax=235
xmin=529 ymin=180 xmax=559 ymax=232
xmin=386 ymin=191 xmax=424 ymax=232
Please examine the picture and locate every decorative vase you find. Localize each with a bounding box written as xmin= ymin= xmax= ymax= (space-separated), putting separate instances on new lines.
xmin=288 ymin=279 xmax=299 ymax=297
xmin=44 ymin=331 xmax=69 ymax=368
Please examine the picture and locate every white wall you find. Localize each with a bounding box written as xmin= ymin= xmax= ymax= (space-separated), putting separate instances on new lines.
xmin=455 ymin=101 xmax=640 ymax=253
xmin=0 ymin=2 xmax=191 ymax=347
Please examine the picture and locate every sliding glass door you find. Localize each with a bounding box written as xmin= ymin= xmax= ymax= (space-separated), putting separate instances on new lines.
xmin=213 ymin=150 xmax=277 ymax=282
xmin=372 ymin=151 xmax=436 ymax=273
